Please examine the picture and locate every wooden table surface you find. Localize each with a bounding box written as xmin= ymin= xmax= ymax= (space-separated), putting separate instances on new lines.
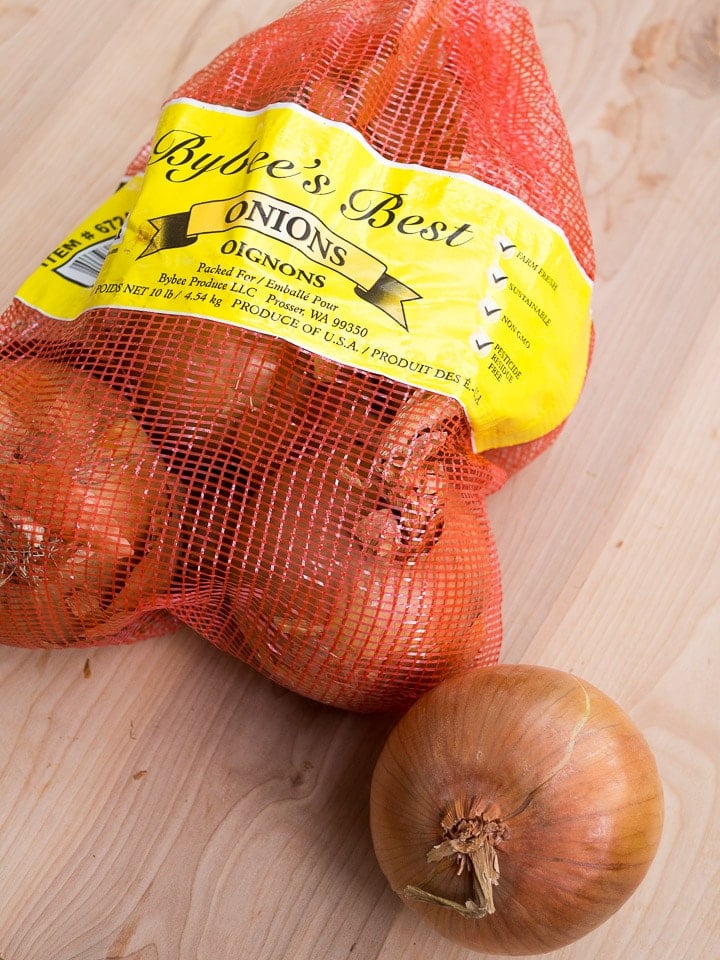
xmin=0 ymin=1 xmax=718 ymax=958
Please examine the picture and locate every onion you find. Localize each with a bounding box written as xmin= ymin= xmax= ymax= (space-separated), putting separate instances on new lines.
xmin=73 ymin=311 xmax=314 ymax=475
xmin=370 ymin=664 xmax=664 ymax=955
xmin=230 ymin=415 xmax=502 ymax=711
xmin=0 ymin=358 xmax=178 ymax=647
xmin=297 ymin=4 xmax=470 ymax=170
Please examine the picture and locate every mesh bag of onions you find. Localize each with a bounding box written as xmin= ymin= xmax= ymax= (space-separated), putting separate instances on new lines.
xmin=0 ymin=0 xmax=594 ymax=712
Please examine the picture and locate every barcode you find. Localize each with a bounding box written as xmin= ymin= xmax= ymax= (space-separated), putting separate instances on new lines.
xmin=53 ymin=237 xmax=115 ymax=288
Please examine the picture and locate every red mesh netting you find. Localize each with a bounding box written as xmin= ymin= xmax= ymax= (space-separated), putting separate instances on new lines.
xmin=0 ymin=0 xmax=593 ymax=712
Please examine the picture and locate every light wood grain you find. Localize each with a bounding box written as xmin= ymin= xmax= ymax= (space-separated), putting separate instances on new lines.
xmin=0 ymin=1 xmax=718 ymax=958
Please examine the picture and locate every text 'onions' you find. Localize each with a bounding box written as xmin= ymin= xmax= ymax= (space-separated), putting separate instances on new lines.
xmin=370 ymin=664 xmax=663 ymax=955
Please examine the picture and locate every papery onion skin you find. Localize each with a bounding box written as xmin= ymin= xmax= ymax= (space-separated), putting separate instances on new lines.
xmin=370 ymin=664 xmax=664 ymax=955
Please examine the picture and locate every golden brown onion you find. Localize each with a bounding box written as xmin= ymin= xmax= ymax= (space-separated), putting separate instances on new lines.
xmin=370 ymin=664 xmax=663 ymax=955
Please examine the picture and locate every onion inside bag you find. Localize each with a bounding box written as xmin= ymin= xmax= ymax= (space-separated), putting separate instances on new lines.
xmin=70 ymin=311 xmax=315 ymax=478
xmin=0 ymin=358 xmax=180 ymax=647
xmin=226 ymin=392 xmax=505 ymax=712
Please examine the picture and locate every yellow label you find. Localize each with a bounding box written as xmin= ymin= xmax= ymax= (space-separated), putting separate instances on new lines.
xmin=17 ymin=98 xmax=592 ymax=452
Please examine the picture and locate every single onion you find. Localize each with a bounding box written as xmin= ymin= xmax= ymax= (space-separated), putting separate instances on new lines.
xmin=370 ymin=664 xmax=664 ymax=955
xmin=0 ymin=358 xmax=179 ymax=647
